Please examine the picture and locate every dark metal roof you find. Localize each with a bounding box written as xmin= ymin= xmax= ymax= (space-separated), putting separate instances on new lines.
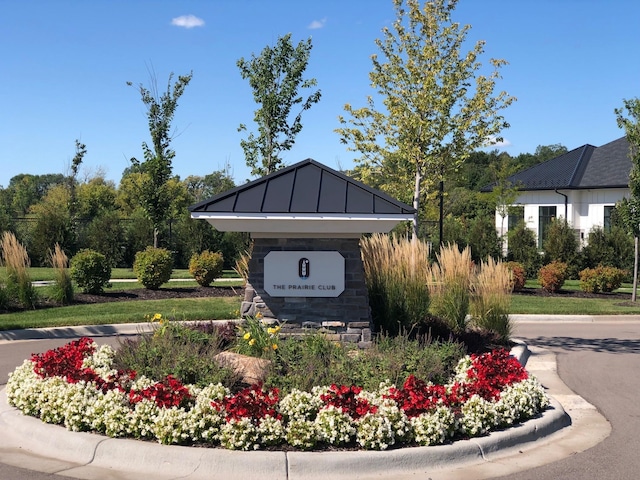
xmin=189 ymin=159 xmax=416 ymax=215
xmin=482 ymin=137 xmax=631 ymax=192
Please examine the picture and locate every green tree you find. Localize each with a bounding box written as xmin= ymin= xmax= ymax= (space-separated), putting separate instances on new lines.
xmin=127 ymin=70 xmax=193 ymax=247
xmin=336 ymin=0 xmax=515 ymax=239
xmin=28 ymin=185 xmax=73 ymax=265
xmin=237 ymin=33 xmax=322 ymax=176
xmin=542 ymin=218 xmax=579 ymax=277
xmin=614 ymin=97 xmax=640 ymax=300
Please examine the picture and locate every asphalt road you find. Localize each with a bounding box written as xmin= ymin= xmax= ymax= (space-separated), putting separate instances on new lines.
xmin=1 ymin=320 xmax=639 ymax=480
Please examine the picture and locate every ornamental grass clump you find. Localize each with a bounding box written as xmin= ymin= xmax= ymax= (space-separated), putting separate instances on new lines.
xmin=1 ymin=231 xmax=37 ymax=309
xmin=48 ymin=243 xmax=74 ymax=305
xmin=470 ymin=257 xmax=513 ymax=342
xmin=428 ymin=244 xmax=473 ymax=333
xmin=361 ymin=234 xmax=431 ymax=336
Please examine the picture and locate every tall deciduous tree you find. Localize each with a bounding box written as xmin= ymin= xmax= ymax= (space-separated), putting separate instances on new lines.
xmin=237 ymin=33 xmax=321 ymax=176
xmin=336 ymin=0 xmax=515 ymax=239
xmin=127 ymin=70 xmax=192 ymax=247
xmin=614 ymin=97 xmax=640 ymax=300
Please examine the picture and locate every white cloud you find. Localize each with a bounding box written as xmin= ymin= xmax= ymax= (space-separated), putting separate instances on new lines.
xmin=485 ymin=135 xmax=512 ymax=147
xmin=171 ymin=15 xmax=205 ymax=29
xmin=308 ymin=17 xmax=327 ymax=29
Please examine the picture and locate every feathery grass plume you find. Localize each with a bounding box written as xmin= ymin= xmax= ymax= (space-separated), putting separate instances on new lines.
xmin=360 ymin=234 xmax=431 ymax=335
xmin=48 ymin=243 xmax=74 ymax=305
xmin=233 ymin=246 xmax=252 ymax=286
xmin=428 ymin=244 xmax=473 ymax=333
xmin=470 ymin=257 xmax=512 ymax=342
xmin=1 ymin=231 xmax=37 ymax=309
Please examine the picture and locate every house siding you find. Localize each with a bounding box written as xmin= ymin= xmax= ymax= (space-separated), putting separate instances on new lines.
xmin=497 ymin=187 xmax=629 ymax=250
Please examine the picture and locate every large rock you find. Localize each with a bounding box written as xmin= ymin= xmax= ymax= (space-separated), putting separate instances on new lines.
xmin=214 ymin=351 xmax=271 ymax=385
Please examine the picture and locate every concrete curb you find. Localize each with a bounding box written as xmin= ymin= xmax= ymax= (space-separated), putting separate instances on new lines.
xmin=0 ymin=387 xmax=570 ymax=480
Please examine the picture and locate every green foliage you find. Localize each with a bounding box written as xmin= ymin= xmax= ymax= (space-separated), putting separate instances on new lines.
xmin=233 ymin=317 xmax=280 ymax=358
xmin=507 ymin=222 xmax=542 ymax=278
xmin=336 ymin=0 xmax=515 ymax=237
xmin=1 ymin=231 xmax=37 ymax=309
xmin=429 ymin=245 xmax=472 ymax=333
xmin=579 ymin=265 xmax=626 ymax=293
xmin=580 ymin=226 xmax=634 ymax=274
xmin=70 ymin=249 xmax=111 ymax=294
xmin=133 ymin=246 xmax=174 ymax=289
xmin=505 ymin=262 xmax=526 ymax=291
xmin=237 ymin=33 xmax=321 ymax=176
xmin=113 ymin=321 xmax=240 ymax=388
xmin=542 ymin=219 xmax=579 ymax=277
xmin=264 ymin=332 xmax=465 ymax=395
xmin=538 ymin=261 xmax=567 ymax=293
xmin=470 ymin=258 xmax=512 ymax=342
xmin=189 ymin=250 xmax=224 ymax=287
xmin=361 ymin=234 xmax=431 ymax=336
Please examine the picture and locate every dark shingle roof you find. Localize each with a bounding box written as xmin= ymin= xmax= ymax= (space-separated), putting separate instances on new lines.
xmin=189 ymin=159 xmax=416 ymax=215
xmin=483 ymin=137 xmax=631 ymax=192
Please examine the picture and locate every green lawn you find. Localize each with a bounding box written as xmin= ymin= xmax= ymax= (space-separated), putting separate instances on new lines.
xmin=3 ymin=270 xmax=640 ymax=332
xmin=0 ymin=296 xmax=242 ymax=331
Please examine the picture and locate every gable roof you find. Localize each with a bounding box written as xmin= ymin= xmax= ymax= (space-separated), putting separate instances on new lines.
xmin=483 ymin=137 xmax=631 ymax=192
xmin=189 ymin=158 xmax=415 ymax=215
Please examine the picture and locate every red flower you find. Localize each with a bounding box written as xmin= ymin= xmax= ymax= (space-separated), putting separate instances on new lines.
xmin=320 ymin=384 xmax=377 ymax=419
xmin=212 ymin=384 xmax=281 ymax=423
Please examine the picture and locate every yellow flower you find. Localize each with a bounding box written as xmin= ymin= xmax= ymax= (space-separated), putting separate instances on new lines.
xmin=267 ymin=325 xmax=281 ymax=335
xmin=243 ymin=332 xmax=251 ymax=340
xmin=272 ymin=343 xmax=278 ymax=350
xmin=249 ymin=338 xmax=256 ymax=346
xmin=152 ymin=313 xmax=162 ymax=322
xmin=255 ymin=312 xmax=263 ymax=319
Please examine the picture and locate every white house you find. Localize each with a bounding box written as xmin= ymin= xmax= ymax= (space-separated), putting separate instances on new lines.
xmin=491 ymin=137 xmax=631 ymax=248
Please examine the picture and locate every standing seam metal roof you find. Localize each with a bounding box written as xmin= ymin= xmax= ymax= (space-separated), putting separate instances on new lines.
xmin=188 ymin=158 xmax=416 ymax=215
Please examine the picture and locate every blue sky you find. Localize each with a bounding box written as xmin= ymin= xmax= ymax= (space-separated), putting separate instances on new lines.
xmin=1 ymin=0 xmax=639 ymax=189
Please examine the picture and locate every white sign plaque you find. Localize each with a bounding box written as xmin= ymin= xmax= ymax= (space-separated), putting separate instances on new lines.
xmin=264 ymin=251 xmax=345 ymax=297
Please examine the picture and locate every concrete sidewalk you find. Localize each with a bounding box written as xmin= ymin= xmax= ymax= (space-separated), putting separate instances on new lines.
xmin=0 ymin=326 xmax=611 ymax=480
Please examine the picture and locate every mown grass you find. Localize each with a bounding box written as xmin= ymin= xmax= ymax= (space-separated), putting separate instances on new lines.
xmin=0 ymin=296 xmax=241 ymax=331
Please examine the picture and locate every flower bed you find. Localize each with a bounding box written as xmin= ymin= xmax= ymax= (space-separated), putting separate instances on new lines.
xmin=7 ymin=338 xmax=549 ymax=451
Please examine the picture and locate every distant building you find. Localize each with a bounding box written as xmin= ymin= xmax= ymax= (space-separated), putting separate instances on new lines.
xmin=485 ymin=137 xmax=631 ymax=249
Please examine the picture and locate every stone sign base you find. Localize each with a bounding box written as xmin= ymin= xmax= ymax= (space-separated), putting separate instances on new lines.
xmin=242 ymin=237 xmax=372 ymax=346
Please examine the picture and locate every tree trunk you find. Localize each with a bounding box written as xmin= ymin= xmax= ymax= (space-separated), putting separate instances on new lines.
xmin=412 ymin=168 xmax=422 ymax=240
xmin=633 ymin=236 xmax=638 ymax=302
xmin=153 ymin=228 xmax=159 ymax=249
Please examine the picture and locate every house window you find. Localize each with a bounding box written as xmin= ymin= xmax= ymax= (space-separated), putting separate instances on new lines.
xmin=604 ymin=206 xmax=615 ymax=232
xmin=508 ymin=206 xmax=524 ymax=231
xmin=538 ymin=206 xmax=557 ymax=248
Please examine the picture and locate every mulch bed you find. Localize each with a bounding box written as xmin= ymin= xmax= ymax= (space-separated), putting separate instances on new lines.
xmin=74 ymin=285 xmax=245 ymax=304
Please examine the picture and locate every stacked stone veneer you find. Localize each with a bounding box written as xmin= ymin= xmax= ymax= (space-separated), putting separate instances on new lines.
xmin=241 ymin=237 xmax=372 ymax=346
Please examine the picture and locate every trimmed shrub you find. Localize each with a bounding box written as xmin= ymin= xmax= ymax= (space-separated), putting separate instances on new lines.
xmin=133 ymin=247 xmax=174 ymax=290
xmin=505 ymin=262 xmax=526 ymax=291
xmin=579 ymin=265 xmax=626 ymax=293
xmin=542 ymin=219 xmax=579 ymax=278
xmin=189 ymin=250 xmax=224 ymax=287
xmin=70 ymin=249 xmax=111 ymax=294
xmin=538 ymin=261 xmax=567 ymax=293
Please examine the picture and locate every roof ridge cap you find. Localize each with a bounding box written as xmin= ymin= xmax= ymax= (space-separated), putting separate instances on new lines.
xmin=568 ymin=145 xmax=595 ymax=186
